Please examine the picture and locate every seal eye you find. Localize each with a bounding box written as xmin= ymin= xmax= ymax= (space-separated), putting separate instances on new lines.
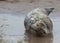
xmin=40 ymin=23 xmax=44 ymax=26
xmin=37 ymin=23 xmax=44 ymax=28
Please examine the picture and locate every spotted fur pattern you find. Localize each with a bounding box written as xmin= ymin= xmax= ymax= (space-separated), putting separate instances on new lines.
xmin=24 ymin=8 xmax=53 ymax=36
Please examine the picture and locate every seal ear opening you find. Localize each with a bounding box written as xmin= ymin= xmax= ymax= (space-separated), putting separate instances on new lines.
xmin=45 ymin=8 xmax=54 ymax=15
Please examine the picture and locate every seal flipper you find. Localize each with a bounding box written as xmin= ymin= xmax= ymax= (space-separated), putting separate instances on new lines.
xmin=45 ymin=8 xmax=54 ymax=15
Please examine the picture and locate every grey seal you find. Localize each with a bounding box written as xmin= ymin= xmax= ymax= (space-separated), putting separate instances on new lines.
xmin=24 ymin=8 xmax=54 ymax=36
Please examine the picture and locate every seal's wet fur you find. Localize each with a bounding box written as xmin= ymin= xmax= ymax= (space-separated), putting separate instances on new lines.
xmin=24 ymin=8 xmax=54 ymax=36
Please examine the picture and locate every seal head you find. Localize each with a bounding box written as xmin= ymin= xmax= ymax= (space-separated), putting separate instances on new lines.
xmin=24 ymin=8 xmax=54 ymax=36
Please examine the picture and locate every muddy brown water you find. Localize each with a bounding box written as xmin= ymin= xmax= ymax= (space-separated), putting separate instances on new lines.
xmin=0 ymin=13 xmax=60 ymax=43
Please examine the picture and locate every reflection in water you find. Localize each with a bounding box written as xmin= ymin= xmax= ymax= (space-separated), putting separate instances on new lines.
xmin=24 ymin=31 xmax=53 ymax=43
xmin=0 ymin=31 xmax=53 ymax=43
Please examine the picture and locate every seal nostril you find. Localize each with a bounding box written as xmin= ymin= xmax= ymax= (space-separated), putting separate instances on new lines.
xmin=36 ymin=29 xmax=46 ymax=36
xmin=40 ymin=29 xmax=46 ymax=34
xmin=37 ymin=24 xmax=39 ymax=26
